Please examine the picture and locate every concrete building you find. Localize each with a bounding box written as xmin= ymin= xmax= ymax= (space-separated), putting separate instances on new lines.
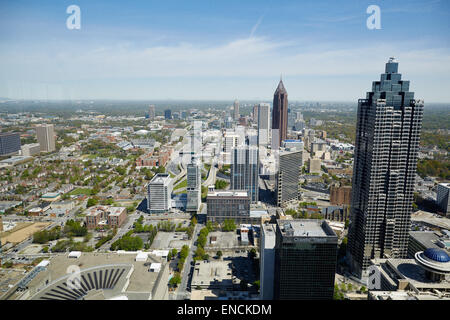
xmin=186 ymin=159 xmax=201 ymax=213
xmin=308 ymin=158 xmax=321 ymax=174
xmin=191 ymin=260 xmax=235 ymax=290
xmin=257 ymin=103 xmax=270 ymax=147
xmin=369 ymin=248 xmax=450 ymax=299
xmin=231 ymin=146 xmax=259 ymax=203
xmin=36 ymin=124 xmax=55 ymax=152
xmin=330 ymin=185 xmax=352 ymax=206
xmin=436 ymin=183 xmax=450 ymax=216
xmin=147 ymin=173 xmax=172 ymax=214
xmin=281 ymin=139 xmax=303 ymax=151
xmin=408 ymin=231 xmax=450 ymax=258
xmin=276 ymin=148 xmax=301 ymax=207
xmin=273 ymin=219 xmax=338 ymax=300
xmin=260 ymin=223 xmax=276 ymax=299
xmin=252 ymin=104 xmax=258 ymax=123
xmin=0 ymin=132 xmax=21 ymax=156
xmin=5 ymin=252 xmax=169 ymax=300
xmin=21 ymin=143 xmax=41 ymax=156
xmin=206 ymin=190 xmax=250 ymax=223
xmin=347 ymin=58 xmax=424 ymax=279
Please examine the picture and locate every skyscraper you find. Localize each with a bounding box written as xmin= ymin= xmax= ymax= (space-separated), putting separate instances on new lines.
xmin=233 ymin=100 xmax=240 ymax=121
xmin=149 ymin=105 xmax=155 ymax=119
xmin=164 ymin=109 xmax=172 ymax=120
xmin=231 ymin=145 xmax=259 ymax=203
xmin=272 ymin=78 xmax=288 ymax=148
xmin=147 ymin=173 xmax=173 ymax=213
xmin=347 ymin=57 xmax=424 ymax=278
xmin=257 ymin=103 xmax=270 ymax=146
xmin=36 ymin=124 xmax=55 ymax=152
xmin=186 ymin=158 xmax=201 ymax=213
xmin=0 ymin=132 xmax=21 ymax=156
xmin=276 ymin=148 xmax=301 ymax=206
xmin=273 ymin=219 xmax=338 ymax=300
xmin=252 ymin=104 xmax=259 ymax=123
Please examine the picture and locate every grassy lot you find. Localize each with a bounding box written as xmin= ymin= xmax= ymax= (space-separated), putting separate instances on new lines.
xmin=174 ymin=178 xmax=187 ymax=190
xmin=68 ymin=188 xmax=93 ymax=196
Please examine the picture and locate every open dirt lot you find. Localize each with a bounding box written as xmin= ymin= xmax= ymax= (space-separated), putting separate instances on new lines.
xmin=0 ymin=222 xmax=51 ymax=245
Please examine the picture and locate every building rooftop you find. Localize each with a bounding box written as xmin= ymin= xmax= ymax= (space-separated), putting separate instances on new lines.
xmin=277 ymin=219 xmax=337 ymax=238
xmin=150 ymin=173 xmax=171 ymax=185
xmin=207 ymin=190 xmax=248 ymax=198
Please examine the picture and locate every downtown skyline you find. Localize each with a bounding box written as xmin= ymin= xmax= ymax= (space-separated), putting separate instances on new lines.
xmin=1 ymin=0 xmax=450 ymax=102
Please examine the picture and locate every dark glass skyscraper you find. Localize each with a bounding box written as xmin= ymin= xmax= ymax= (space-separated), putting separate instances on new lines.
xmin=272 ymin=79 xmax=288 ymax=148
xmin=347 ymin=58 xmax=424 ymax=278
xmin=273 ymin=219 xmax=338 ymax=300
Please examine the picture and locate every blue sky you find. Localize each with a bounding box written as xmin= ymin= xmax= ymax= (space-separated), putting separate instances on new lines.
xmin=0 ymin=0 xmax=449 ymax=102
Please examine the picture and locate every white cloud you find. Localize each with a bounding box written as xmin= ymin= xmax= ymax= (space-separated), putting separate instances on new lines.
xmin=1 ymin=36 xmax=449 ymax=101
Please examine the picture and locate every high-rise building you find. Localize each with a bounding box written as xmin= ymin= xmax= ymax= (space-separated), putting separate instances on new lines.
xmin=0 ymin=132 xmax=21 ymax=156
xmin=276 ymin=148 xmax=301 ymax=206
xmin=257 ymin=103 xmax=270 ymax=147
xmin=252 ymin=104 xmax=259 ymax=123
xmin=347 ymin=57 xmax=424 ymax=279
xmin=36 ymin=124 xmax=55 ymax=152
xmin=273 ymin=219 xmax=338 ymax=300
xmin=186 ymin=159 xmax=201 ymax=213
xmin=436 ymin=183 xmax=450 ymax=216
xmin=149 ymin=105 xmax=156 ymax=119
xmin=231 ymin=146 xmax=259 ymax=203
xmin=206 ymin=190 xmax=250 ymax=223
xmin=260 ymin=223 xmax=276 ymax=300
xmin=164 ymin=109 xmax=172 ymax=120
xmin=272 ymin=79 xmax=288 ymax=148
xmin=233 ymin=100 xmax=240 ymax=121
xmin=147 ymin=173 xmax=172 ymax=213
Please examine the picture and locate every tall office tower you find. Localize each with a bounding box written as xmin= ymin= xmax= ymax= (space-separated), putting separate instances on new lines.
xmin=276 ymin=148 xmax=302 ymax=206
xmin=36 ymin=124 xmax=55 ymax=152
xmin=273 ymin=219 xmax=338 ymax=300
xmin=260 ymin=223 xmax=276 ymax=300
xmin=149 ymin=105 xmax=156 ymax=119
xmin=147 ymin=173 xmax=173 ymax=213
xmin=287 ymin=108 xmax=296 ymax=130
xmin=257 ymin=103 xmax=270 ymax=146
xmin=252 ymin=104 xmax=259 ymax=123
xmin=164 ymin=109 xmax=172 ymax=120
xmin=231 ymin=145 xmax=259 ymax=203
xmin=186 ymin=158 xmax=201 ymax=213
xmin=233 ymin=99 xmax=240 ymax=120
xmin=272 ymin=78 xmax=288 ymax=148
xmin=436 ymin=183 xmax=450 ymax=216
xmin=0 ymin=132 xmax=21 ymax=156
xmin=347 ymin=57 xmax=424 ymax=279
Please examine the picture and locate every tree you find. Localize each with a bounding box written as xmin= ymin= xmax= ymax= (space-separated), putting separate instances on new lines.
xmin=169 ymin=273 xmax=182 ymax=288
xmin=216 ymin=250 xmax=223 ymax=259
xmin=86 ymin=198 xmax=98 ymax=208
xmin=249 ymin=248 xmax=257 ymax=260
xmin=222 ymin=219 xmax=236 ymax=232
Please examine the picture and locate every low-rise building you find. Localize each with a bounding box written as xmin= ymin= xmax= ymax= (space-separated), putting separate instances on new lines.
xmin=85 ymin=206 xmax=127 ymax=229
xmin=206 ymin=189 xmax=250 ymax=224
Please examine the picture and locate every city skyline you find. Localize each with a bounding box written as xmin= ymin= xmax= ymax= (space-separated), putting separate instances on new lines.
xmin=1 ymin=0 xmax=450 ymax=102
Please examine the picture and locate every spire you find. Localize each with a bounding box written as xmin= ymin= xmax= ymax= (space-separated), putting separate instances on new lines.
xmin=275 ymin=77 xmax=287 ymax=94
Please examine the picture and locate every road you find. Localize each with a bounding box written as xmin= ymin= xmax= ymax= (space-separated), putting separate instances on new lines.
xmin=176 ymin=222 xmax=202 ymax=300
xmin=202 ymin=162 xmax=217 ymax=187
